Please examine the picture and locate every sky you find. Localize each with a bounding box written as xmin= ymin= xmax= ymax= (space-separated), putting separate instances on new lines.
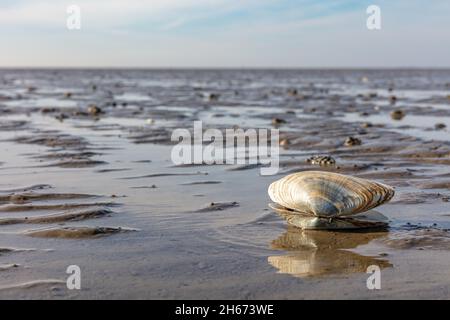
xmin=0 ymin=0 xmax=449 ymax=68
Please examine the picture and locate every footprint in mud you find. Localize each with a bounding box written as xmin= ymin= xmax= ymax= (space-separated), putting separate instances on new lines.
xmin=23 ymin=226 xmax=137 ymax=239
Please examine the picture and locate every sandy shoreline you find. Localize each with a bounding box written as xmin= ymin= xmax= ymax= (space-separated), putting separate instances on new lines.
xmin=1 ymin=69 xmax=450 ymax=299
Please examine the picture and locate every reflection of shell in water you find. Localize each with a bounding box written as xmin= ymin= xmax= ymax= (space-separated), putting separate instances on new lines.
xmin=267 ymin=228 xmax=391 ymax=278
xmin=268 ymin=250 xmax=390 ymax=278
xmin=268 ymin=171 xmax=394 ymax=218
xmin=271 ymin=226 xmax=388 ymax=250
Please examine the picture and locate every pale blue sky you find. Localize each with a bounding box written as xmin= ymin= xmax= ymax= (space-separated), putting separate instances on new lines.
xmin=0 ymin=0 xmax=449 ymax=67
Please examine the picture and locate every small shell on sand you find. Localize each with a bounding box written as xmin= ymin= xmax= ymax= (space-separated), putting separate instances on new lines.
xmin=87 ymin=105 xmax=103 ymax=116
xmin=306 ymin=155 xmax=336 ymax=166
xmin=280 ymin=138 xmax=290 ymax=146
xmin=344 ymin=137 xmax=362 ymax=146
xmin=272 ymin=117 xmax=287 ymax=125
xmin=390 ymin=109 xmax=405 ymax=120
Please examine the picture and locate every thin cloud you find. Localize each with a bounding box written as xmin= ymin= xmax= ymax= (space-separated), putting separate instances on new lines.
xmin=1 ymin=0 xmax=449 ymax=67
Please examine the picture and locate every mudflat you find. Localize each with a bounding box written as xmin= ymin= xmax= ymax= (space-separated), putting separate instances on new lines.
xmin=1 ymin=69 xmax=450 ymax=299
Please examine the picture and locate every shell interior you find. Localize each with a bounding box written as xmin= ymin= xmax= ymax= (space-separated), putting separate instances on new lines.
xmin=270 ymin=203 xmax=389 ymax=230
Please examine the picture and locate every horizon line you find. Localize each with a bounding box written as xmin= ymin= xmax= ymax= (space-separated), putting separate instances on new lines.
xmin=1 ymin=66 xmax=450 ymax=71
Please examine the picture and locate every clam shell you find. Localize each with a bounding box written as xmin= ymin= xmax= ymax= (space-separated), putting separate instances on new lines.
xmin=268 ymin=171 xmax=394 ymax=218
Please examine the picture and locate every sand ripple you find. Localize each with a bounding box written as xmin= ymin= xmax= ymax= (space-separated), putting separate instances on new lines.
xmin=24 ymin=226 xmax=137 ymax=239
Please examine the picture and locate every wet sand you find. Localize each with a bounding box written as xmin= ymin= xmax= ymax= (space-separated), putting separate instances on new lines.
xmin=1 ymin=69 xmax=450 ymax=299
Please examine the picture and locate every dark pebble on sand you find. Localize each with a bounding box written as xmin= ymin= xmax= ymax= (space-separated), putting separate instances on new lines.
xmin=88 ymin=104 xmax=103 ymax=115
xmin=344 ymin=136 xmax=362 ymax=146
xmin=208 ymin=93 xmax=220 ymax=101
xmin=272 ymin=118 xmax=287 ymax=125
xmin=55 ymin=113 xmax=69 ymax=121
xmin=390 ymin=109 xmax=405 ymax=120
xmin=280 ymin=138 xmax=290 ymax=146
xmin=41 ymin=107 xmax=57 ymax=113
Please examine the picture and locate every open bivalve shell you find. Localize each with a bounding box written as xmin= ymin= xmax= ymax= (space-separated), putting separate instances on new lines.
xmin=268 ymin=171 xmax=394 ymax=230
